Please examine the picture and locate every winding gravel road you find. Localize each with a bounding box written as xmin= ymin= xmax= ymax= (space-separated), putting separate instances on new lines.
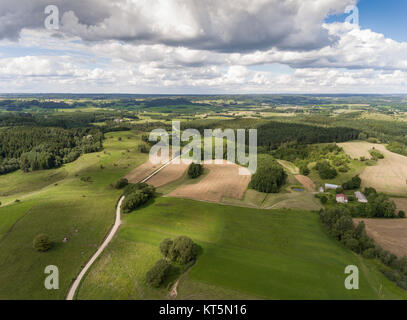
xmin=66 ymin=153 xmax=184 ymax=300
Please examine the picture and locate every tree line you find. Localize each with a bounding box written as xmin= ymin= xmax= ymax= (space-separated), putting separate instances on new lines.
xmin=0 ymin=126 xmax=103 ymax=174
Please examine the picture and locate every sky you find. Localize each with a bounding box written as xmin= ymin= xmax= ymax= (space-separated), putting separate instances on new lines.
xmin=0 ymin=0 xmax=407 ymax=94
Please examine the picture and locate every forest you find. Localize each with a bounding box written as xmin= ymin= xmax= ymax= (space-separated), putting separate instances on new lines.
xmin=0 ymin=126 xmax=103 ymax=174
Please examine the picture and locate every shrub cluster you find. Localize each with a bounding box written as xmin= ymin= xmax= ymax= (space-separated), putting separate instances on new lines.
xmin=112 ymin=178 xmax=129 ymax=189
xmin=122 ymin=183 xmax=155 ymax=213
xmin=369 ymin=148 xmax=384 ymax=160
xmin=146 ymin=236 xmax=198 ymax=288
xmin=342 ymin=175 xmax=361 ymax=190
xmin=188 ymin=163 xmax=204 ymax=179
xmin=160 ymin=236 xmax=198 ymax=265
xmin=315 ymin=160 xmax=337 ymax=179
xmin=146 ymin=259 xmax=172 ymax=288
xmin=249 ymin=160 xmax=287 ymax=193
xmin=33 ymin=234 xmax=52 ymax=252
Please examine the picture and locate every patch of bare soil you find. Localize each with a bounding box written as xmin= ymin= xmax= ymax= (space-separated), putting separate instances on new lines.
xmin=354 ymin=218 xmax=407 ymax=258
xmin=294 ymin=175 xmax=315 ymax=191
xmin=168 ymin=160 xmax=251 ymax=203
xmin=147 ymin=160 xmax=192 ymax=187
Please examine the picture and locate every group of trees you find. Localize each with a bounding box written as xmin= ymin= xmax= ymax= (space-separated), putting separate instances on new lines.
xmin=364 ymin=190 xmax=398 ymax=218
xmin=320 ymin=207 xmax=407 ymax=290
xmin=121 ymin=183 xmax=155 ymax=213
xmin=249 ymin=160 xmax=287 ymax=193
xmin=271 ymin=143 xmax=348 ymax=176
xmin=315 ymin=160 xmax=337 ymax=179
xmin=146 ymin=236 xmax=198 ymax=288
xmin=0 ymin=126 xmax=103 ymax=174
xmin=342 ymin=175 xmax=361 ymax=190
xmin=188 ymin=163 xmax=203 ymax=179
xmin=257 ymin=121 xmax=359 ymax=151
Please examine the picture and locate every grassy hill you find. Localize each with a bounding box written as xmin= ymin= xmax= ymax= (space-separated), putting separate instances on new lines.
xmin=78 ymin=197 xmax=407 ymax=300
xmin=0 ymin=131 xmax=147 ymax=299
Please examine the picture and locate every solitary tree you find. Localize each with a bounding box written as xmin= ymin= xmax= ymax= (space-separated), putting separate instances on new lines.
xmin=33 ymin=234 xmax=52 ymax=252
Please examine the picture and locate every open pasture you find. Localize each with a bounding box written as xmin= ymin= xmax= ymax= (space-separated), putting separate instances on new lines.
xmin=78 ymin=197 xmax=407 ymax=300
xmin=0 ymin=131 xmax=147 ymax=299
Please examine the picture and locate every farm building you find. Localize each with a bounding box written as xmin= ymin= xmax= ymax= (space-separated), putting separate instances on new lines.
xmin=336 ymin=194 xmax=348 ymax=204
xmin=355 ymin=191 xmax=368 ymax=203
xmin=325 ymin=183 xmax=340 ymax=190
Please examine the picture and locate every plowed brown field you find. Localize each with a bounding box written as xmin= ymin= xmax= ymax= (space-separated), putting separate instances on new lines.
xmin=168 ymin=160 xmax=251 ymax=203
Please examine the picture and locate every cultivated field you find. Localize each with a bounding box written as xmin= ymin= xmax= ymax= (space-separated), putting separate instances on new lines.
xmin=339 ymin=141 xmax=407 ymax=195
xmin=393 ymin=198 xmax=407 ymax=213
xmin=78 ymin=197 xmax=407 ymax=300
xmin=125 ymin=157 xmax=162 ymax=184
xmin=146 ymin=160 xmax=192 ymax=188
xmin=354 ymin=218 xmax=407 ymax=258
xmin=168 ymin=160 xmax=251 ymax=203
xmin=294 ymin=175 xmax=315 ymax=191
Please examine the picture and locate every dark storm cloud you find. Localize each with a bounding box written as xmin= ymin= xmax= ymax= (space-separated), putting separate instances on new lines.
xmin=0 ymin=0 xmax=356 ymax=52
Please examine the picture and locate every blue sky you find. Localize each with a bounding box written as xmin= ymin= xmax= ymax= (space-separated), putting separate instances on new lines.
xmin=327 ymin=0 xmax=407 ymax=42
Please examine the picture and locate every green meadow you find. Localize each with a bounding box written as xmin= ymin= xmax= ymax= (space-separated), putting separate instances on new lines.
xmin=78 ymin=197 xmax=407 ymax=300
xmin=0 ymin=131 xmax=147 ymax=299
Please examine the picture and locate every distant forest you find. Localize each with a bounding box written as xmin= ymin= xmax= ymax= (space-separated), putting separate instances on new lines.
xmin=0 ymin=127 xmax=103 ymax=175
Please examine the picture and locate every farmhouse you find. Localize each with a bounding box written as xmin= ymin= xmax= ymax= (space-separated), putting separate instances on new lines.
xmin=325 ymin=183 xmax=340 ymax=190
xmin=355 ymin=191 xmax=368 ymax=203
xmin=336 ymin=194 xmax=348 ymax=204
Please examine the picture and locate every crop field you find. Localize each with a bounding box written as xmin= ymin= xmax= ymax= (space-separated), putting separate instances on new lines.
xmin=353 ymin=218 xmax=407 ymax=258
xmin=339 ymin=142 xmax=407 ymax=195
xmin=0 ymin=131 xmax=147 ymax=299
xmin=393 ymin=198 xmax=407 ymax=213
xmin=77 ymin=197 xmax=407 ymax=300
xmin=294 ymin=175 xmax=315 ymax=191
xmin=125 ymin=157 xmax=162 ymax=184
xmin=168 ymin=160 xmax=251 ymax=203
xmin=146 ymin=160 xmax=192 ymax=188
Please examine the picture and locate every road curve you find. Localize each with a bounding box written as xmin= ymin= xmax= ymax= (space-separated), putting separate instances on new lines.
xmin=66 ymin=196 xmax=124 ymax=300
xmin=66 ymin=154 xmax=184 ymax=300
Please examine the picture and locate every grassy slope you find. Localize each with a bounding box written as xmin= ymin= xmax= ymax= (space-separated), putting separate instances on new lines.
xmin=0 ymin=131 xmax=147 ymax=299
xmin=78 ymin=197 xmax=407 ymax=300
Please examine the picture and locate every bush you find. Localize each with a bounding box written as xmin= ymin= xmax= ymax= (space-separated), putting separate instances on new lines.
xmin=33 ymin=234 xmax=52 ymax=252
xmin=300 ymin=165 xmax=310 ymax=176
xmin=315 ymin=160 xmax=337 ymax=179
xmin=160 ymin=238 xmax=173 ymax=257
xmin=399 ymin=211 xmax=406 ymax=218
xmin=362 ymin=248 xmax=376 ymax=259
xmin=188 ymin=163 xmax=203 ymax=179
xmin=342 ymin=176 xmax=361 ymax=190
xmin=249 ymin=161 xmax=287 ymax=193
xmin=138 ymin=144 xmax=150 ymax=154
xmin=335 ymin=187 xmax=344 ymax=194
xmin=320 ymin=195 xmax=328 ymax=204
xmin=369 ymin=148 xmax=384 ymax=160
xmin=122 ymin=183 xmax=155 ymax=213
xmin=167 ymin=236 xmax=198 ymax=265
xmin=146 ymin=259 xmax=171 ymax=288
xmin=113 ymin=178 xmax=128 ymax=189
